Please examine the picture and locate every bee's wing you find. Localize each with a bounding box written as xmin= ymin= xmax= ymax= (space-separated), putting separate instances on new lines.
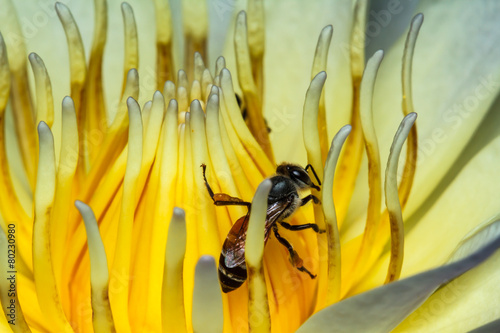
xmin=223 ymin=214 xmax=249 ymax=268
xmin=223 ymin=200 xmax=292 ymax=268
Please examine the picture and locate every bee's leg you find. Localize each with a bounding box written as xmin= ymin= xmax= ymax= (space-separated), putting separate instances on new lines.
xmin=201 ymin=164 xmax=251 ymax=208
xmin=272 ymin=225 xmax=316 ymax=279
xmin=301 ymin=194 xmax=320 ymax=206
xmin=279 ymin=221 xmax=325 ymax=234
xmin=305 ymin=164 xmax=321 ymax=187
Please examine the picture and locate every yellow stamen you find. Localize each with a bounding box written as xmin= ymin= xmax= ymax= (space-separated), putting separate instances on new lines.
xmin=109 ymin=97 xmax=143 ymax=333
xmin=120 ymin=3 xmax=139 ymax=97
xmin=81 ymin=69 xmax=139 ymax=203
xmin=192 ymin=256 xmax=224 ymax=332
xmin=82 ymin=0 xmax=108 ymax=165
xmin=51 ymin=97 xmax=79 ymax=287
xmin=162 ymin=208 xmax=187 ymax=332
xmin=55 ymin=2 xmax=86 ymax=115
xmin=311 ymin=25 xmax=333 ymax=163
xmin=218 ymin=83 xmax=267 ymax=189
xmin=385 ymin=113 xmax=417 ymax=283
xmin=352 ymin=50 xmax=384 ymax=277
xmin=129 ymin=92 xmax=165 ymax=327
xmin=303 ymin=71 xmax=326 ymax=183
xmin=181 ymin=113 xmax=198 ymax=331
xmin=246 ymin=179 xmax=273 ymax=333
xmin=246 ymin=0 xmax=265 ymax=95
xmin=182 ymin=0 xmax=208 ymax=78
xmin=154 ymin=0 xmax=174 ymax=89
xmin=201 ymin=69 xmax=214 ymax=101
xmin=33 ymin=122 xmax=72 ymax=331
xmin=323 ymin=125 xmax=352 ymax=305
xmin=205 ymin=93 xmax=248 ymax=222
xmin=190 ymin=80 xmax=202 ymax=102
xmin=194 ymin=52 xmax=206 ymax=83
xmin=146 ymin=98 xmax=179 ymax=327
xmin=3 ymin=0 xmax=36 ymax=189
xmin=28 ymin=53 xmax=53 ymax=128
xmin=234 ymin=11 xmax=273 ymax=160
xmin=75 ymin=201 xmax=115 ymax=332
xmin=220 ymin=69 xmax=274 ymax=175
xmin=190 ymin=100 xmax=221 ymax=256
xmin=333 ymin=0 xmax=368 ymax=226
xmin=302 ymin=71 xmax=328 ymax=307
xmin=212 ymin=87 xmax=255 ymax=200
xmin=163 ymin=80 xmax=176 ymax=102
xmin=215 ymin=56 xmax=226 ymax=77
xmin=0 ymin=34 xmax=31 ymax=265
xmin=399 ymin=13 xmax=423 ymax=208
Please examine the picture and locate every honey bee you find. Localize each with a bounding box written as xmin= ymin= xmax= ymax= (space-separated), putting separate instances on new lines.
xmin=201 ymin=163 xmax=324 ymax=293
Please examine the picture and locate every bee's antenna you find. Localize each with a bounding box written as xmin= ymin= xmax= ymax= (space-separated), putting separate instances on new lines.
xmin=305 ymin=164 xmax=322 ymax=187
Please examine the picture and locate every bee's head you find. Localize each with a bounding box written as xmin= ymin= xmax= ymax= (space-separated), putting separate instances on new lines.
xmin=276 ymin=163 xmax=320 ymax=191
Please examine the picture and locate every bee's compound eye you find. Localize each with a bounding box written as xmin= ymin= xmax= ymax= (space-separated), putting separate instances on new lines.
xmin=290 ymin=168 xmax=311 ymax=186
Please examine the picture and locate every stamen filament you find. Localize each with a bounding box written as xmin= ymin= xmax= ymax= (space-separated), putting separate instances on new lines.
xmin=55 ymin=2 xmax=86 ymax=115
xmin=246 ymin=179 xmax=273 ymax=333
xmin=333 ymin=0 xmax=368 ymax=226
xmin=75 ymin=201 xmax=115 ymax=332
xmin=385 ymin=113 xmax=418 ymax=283
xmin=3 ymin=0 xmax=36 ymax=188
xmin=162 ymin=208 xmax=188 ymax=332
xmin=153 ymin=0 xmax=174 ymax=89
xmin=234 ymin=11 xmax=273 ymax=160
xmin=215 ymin=56 xmax=226 ymax=77
xmin=129 ymin=92 xmax=165 ymax=327
xmin=146 ymin=98 xmax=179 ymax=326
xmin=33 ymin=122 xmax=72 ymax=331
xmin=163 ymin=80 xmax=176 ymax=102
xmin=303 ymin=71 xmax=327 ymax=183
xmin=352 ymin=50 xmax=384 ymax=277
xmin=218 ymin=85 xmax=267 ymax=189
xmin=214 ymin=87 xmax=256 ymax=199
xmin=205 ymin=93 xmax=248 ymax=222
xmin=220 ymin=69 xmax=274 ymax=175
xmin=190 ymin=100 xmax=221 ymax=256
xmin=194 ymin=52 xmax=206 ymax=83
xmin=182 ymin=0 xmax=208 ymax=79
xmin=192 ymin=256 xmax=224 ymax=333
xmin=399 ymin=13 xmax=423 ymax=208
xmin=109 ymin=97 xmax=143 ymax=333
xmin=0 ymin=34 xmax=31 ymax=261
xmin=303 ymin=72 xmax=328 ymax=306
xmin=311 ymin=25 xmax=333 ymax=163
xmin=322 ymin=125 xmax=352 ymax=305
xmin=29 ymin=53 xmax=54 ymax=128
xmin=82 ymin=0 xmax=108 ymax=164
xmin=82 ymin=69 xmax=139 ymax=203
xmin=120 ymin=3 xmax=139 ymax=97
xmin=51 ymin=97 xmax=79 ymax=286
xmin=246 ymin=0 xmax=265 ymax=96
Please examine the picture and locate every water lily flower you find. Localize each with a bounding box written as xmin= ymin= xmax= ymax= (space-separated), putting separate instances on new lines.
xmin=0 ymin=0 xmax=500 ymax=332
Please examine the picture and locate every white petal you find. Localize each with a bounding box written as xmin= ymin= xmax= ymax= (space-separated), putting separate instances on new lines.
xmin=297 ymin=222 xmax=500 ymax=333
xmin=395 ymin=218 xmax=500 ymax=332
